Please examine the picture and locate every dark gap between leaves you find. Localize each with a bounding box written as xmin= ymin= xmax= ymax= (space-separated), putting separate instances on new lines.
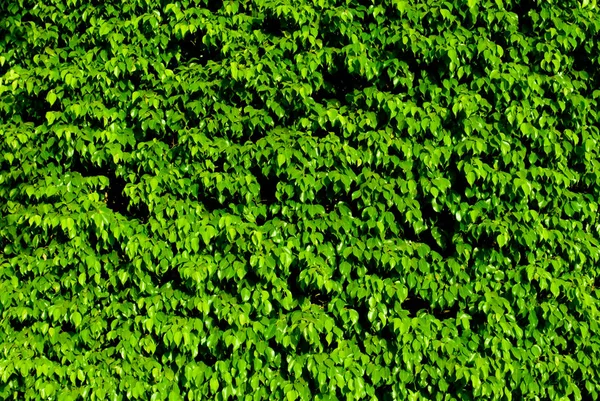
xmin=401 ymin=292 xmax=460 ymax=320
xmin=249 ymin=165 xmax=278 ymax=206
xmin=69 ymin=153 xmax=149 ymax=222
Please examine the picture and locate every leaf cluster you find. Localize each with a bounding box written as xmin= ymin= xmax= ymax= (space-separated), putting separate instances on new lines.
xmin=1 ymin=0 xmax=600 ymax=400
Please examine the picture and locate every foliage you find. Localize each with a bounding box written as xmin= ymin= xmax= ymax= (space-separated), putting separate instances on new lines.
xmin=1 ymin=0 xmax=600 ymax=400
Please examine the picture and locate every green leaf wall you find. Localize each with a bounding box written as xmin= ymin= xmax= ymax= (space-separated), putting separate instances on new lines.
xmin=1 ymin=0 xmax=600 ymax=400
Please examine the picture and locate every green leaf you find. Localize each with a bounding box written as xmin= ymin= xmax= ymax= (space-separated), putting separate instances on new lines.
xmin=458 ymin=312 xmax=471 ymax=331
xmin=47 ymin=91 xmax=57 ymax=106
xmin=286 ymin=390 xmax=298 ymax=401
xmin=327 ymin=108 xmax=338 ymax=122
xmin=191 ymin=237 xmax=200 ymax=252
xmin=231 ymin=62 xmax=239 ymax=79
xmin=497 ymin=233 xmax=508 ymax=248
xmin=201 ymin=225 xmax=217 ymax=245
xmin=277 ymin=153 xmax=286 ymax=167
xmin=173 ymin=330 xmax=182 ymax=346
xmin=466 ymin=171 xmax=476 ymax=186
xmin=339 ymin=261 xmax=351 ymax=277
xmin=150 ymin=177 xmax=159 ymax=191
xmin=210 ymin=377 xmax=219 ymax=393
xmin=279 ymin=248 xmax=293 ymax=269
xmin=168 ymin=390 xmax=182 ymax=401
xmin=71 ymin=312 xmax=82 ymax=327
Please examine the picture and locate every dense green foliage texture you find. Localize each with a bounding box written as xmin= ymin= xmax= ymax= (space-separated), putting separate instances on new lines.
xmin=2 ymin=0 xmax=600 ymax=399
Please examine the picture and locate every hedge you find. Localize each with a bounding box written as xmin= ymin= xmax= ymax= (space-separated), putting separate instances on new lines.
xmin=1 ymin=0 xmax=600 ymax=400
